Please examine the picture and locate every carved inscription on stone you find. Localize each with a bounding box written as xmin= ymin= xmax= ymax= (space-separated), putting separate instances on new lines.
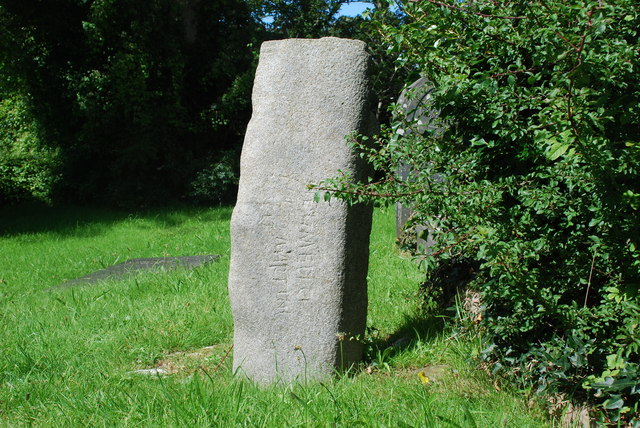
xmin=228 ymin=37 xmax=375 ymax=383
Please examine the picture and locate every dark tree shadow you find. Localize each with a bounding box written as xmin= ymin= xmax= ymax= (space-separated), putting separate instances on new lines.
xmin=364 ymin=259 xmax=482 ymax=364
xmin=364 ymin=311 xmax=451 ymax=363
xmin=0 ymin=203 xmax=232 ymax=237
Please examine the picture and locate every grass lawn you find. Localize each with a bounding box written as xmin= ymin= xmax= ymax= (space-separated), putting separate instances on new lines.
xmin=0 ymin=204 xmax=550 ymax=426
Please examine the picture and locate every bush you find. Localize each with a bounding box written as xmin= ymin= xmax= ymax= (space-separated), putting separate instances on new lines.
xmin=316 ymin=0 xmax=640 ymax=423
xmin=1 ymin=0 xmax=257 ymax=206
xmin=0 ymin=94 xmax=59 ymax=204
xmin=188 ymin=150 xmax=239 ymax=204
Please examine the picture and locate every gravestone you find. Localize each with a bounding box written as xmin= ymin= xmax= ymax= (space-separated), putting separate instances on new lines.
xmin=395 ymin=77 xmax=438 ymax=137
xmin=228 ymin=37 xmax=375 ymax=384
xmin=395 ymin=78 xmax=442 ymax=251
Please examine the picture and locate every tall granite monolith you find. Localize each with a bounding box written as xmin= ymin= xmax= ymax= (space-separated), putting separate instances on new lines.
xmin=228 ymin=37 xmax=375 ymax=384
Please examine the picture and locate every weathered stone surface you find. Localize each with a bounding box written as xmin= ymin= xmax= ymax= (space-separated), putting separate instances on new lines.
xmin=395 ymin=77 xmax=439 ymax=137
xmin=395 ymin=78 xmax=442 ymax=250
xmin=228 ymin=37 xmax=375 ymax=384
xmin=50 ymin=255 xmax=220 ymax=289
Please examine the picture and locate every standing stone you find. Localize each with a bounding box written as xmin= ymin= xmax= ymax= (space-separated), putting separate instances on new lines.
xmin=228 ymin=37 xmax=375 ymax=384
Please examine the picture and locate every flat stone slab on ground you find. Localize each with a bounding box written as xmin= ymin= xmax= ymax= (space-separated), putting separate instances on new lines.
xmin=51 ymin=255 xmax=220 ymax=289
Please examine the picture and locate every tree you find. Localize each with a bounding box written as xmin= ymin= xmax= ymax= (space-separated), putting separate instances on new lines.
xmin=0 ymin=0 xmax=258 ymax=205
xmin=251 ymin=0 xmax=347 ymax=38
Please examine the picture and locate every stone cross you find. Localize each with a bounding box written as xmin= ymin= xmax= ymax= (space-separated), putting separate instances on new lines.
xmin=228 ymin=37 xmax=375 ymax=384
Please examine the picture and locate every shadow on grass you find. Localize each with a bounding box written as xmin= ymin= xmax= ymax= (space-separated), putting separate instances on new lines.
xmin=0 ymin=203 xmax=233 ymax=237
xmin=365 ymin=311 xmax=451 ymax=363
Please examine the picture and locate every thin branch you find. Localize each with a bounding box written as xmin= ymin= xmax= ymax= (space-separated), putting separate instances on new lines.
xmin=215 ymin=344 xmax=233 ymax=373
xmin=584 ymin=253 xmax=597 ymax=307
xmin=429 ymin=227 xmax=477 ymax=257
xmin=490 ymin=67 xmax=538 ymax=79
xmin=312 ymin=185 xmax=427 ymax=199
xmin=412 ymin=0 xmax=526 ymax=20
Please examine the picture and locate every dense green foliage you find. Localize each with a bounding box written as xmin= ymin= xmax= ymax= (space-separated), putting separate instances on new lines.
xmin=0 ymin=0 xmax=404 ymax=206
xmin=317 ymin=0 xmax=640 ymax=422
xmin=252 ymin=0 xmax=348 ymax=37
xmin=0 ymin=0 xmax=257 ymax=205
xmin=0 ymin=94 xmax=60 ymax=204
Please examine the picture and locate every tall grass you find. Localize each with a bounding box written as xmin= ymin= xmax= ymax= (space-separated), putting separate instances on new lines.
xmin=0 ymin=204 xmax=549 ymax=426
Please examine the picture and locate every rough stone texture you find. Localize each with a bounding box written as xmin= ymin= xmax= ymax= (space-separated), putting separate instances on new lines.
xmin=50 ymin=255 xmax=220 ymax=289
xmin=228 ymin=37 xmax=375 ymax=384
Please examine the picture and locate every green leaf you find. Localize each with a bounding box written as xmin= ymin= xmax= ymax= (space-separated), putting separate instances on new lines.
xmin=547 ymin=142 xmax=569 ymax=161
xmin=607 ymin=354 xmax=626 ymax=370
xmin=595 ymin=22 xmax=607 ymax=35
xmin=603 ymin=396 xmax=624 ymax=410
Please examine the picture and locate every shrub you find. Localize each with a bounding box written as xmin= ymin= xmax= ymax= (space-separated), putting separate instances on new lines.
xmin=0 ymin=94 xmax=59 ymax=204
xmin=188 ymin=150 xmax=239 ymax=205
xmin=316 ymin=0 xmax=640 ymax=423
xmin=1 ymin=0 xmax=257 ymax=206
